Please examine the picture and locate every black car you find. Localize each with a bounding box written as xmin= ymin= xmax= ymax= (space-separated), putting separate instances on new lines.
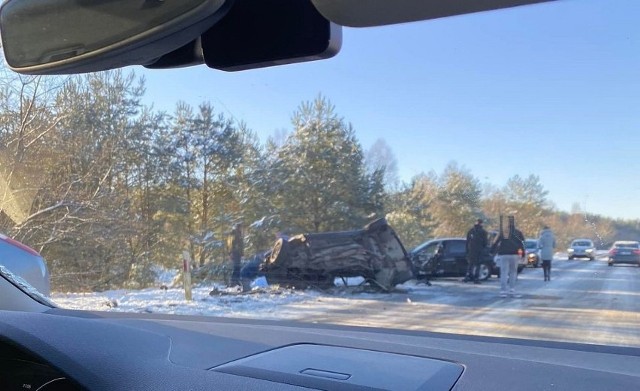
xmin=608 ymin=241 xmax=640 ymax=266
xmin=410 ymin=238 xmax=494 ymax=281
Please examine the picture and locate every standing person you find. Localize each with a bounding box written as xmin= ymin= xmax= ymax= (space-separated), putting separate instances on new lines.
xmin=491 ymin=215 xmax=525 ymax=298
xmin=228 ymin=223 xmax=244 ymax=287
xmin=538 ymin=225 xmax=556 ymax=282
xmin=465 ymin=219 xmax=488 ymax=284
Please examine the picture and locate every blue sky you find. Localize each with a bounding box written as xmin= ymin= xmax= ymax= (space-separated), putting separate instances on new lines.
xmin=136 ymin=0 xmax=640 ymax=220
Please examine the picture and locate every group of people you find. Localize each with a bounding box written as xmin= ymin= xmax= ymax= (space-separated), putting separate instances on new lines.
xmin=465 ymin=216 xmax=556 ymax=298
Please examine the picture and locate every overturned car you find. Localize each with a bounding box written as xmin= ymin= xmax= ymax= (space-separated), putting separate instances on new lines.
xmin=260 ymin=218 xmax=414 ymax=291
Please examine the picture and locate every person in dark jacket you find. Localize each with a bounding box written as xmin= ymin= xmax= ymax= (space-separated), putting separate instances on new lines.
xmin=491 ymin=215 xmax=525 ymax=298
xmin=464 ymin=219 xmax=488 ymax=284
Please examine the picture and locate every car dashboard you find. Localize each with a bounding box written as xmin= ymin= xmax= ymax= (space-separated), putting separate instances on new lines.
xmin=0 ymin=340 xmax=78 ymax=390
xmin=0 ymin=309 xmax=638 ymax=390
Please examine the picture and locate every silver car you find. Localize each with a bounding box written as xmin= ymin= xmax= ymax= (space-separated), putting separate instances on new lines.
xmin=0 ymin=233 xmax=50 ymax=296
xmin=568 ymin=239 xmax=596 ymax=261
xmin=524 ymin=239 xmax=542 ymax=267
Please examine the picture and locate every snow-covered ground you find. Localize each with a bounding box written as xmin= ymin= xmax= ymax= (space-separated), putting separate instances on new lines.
xmin=51 ymin=275 xmax=430 ymax=320
xmin=52 ymin=283 xmax=321 ymax=318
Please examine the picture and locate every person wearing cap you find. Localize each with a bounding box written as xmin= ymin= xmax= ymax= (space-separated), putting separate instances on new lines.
xmin=538 ymin=225 xmax=556 ymax=281
xmin=491 ymin=215 xmax=525 ymax=298
xmin=465 ymin=219 xmax=488 ymax=284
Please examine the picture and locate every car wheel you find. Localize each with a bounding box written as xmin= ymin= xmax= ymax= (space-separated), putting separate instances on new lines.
xmin=608 ymin=262 xmax=613 ymax=267
xmin=568 ymin=256 xmax=574 ymax=260
xmin=478 ymin=264 xmax=490 ymax=281
xmin=269 ymin=238 xmax=290 ymax=265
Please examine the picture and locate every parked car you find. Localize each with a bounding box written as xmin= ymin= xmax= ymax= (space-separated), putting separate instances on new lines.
xmin=410 ymin=238 xmax=494 ymax=281
xmin=0 ymin=233 xmax=50 ymax=296
xmin=568 ymin=239 xmax=596 ymax=260
xmin=524 ymin=239 xmax=541 ymax=267
xmin=261 ymin=218 xmax=414 ymax=291
xmin=607 ymin=241 xmax=640 ymax=267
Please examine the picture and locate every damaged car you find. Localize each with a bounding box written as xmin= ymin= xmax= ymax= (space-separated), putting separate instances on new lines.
xmin=260 ymin=218 xmax=414 ymax=291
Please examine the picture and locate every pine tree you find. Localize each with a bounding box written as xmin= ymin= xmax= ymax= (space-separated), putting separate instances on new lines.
xmin=272 ymin=96 xmax=373 ymax=232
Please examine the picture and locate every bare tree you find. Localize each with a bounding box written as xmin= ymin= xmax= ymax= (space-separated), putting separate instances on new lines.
xmin=365 ymin=138 xmax=399 ymax=191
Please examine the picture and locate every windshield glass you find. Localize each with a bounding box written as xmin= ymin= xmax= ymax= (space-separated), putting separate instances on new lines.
xmin=614 ymin=242 xmax=639 ymax=249
xmin=412 ymin=241 xmax=436 ymax=255
xmin=1 ymin=0 xmax=639 ymax=349
xmin=572 ymin=241 xmax=593 ymax=247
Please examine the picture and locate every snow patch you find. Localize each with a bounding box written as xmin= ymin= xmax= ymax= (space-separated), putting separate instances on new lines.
xmin=51 ymin=284 xmax=322 ymax=319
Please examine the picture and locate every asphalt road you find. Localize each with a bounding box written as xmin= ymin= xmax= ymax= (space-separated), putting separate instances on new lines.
xmin=282 ymin=256 xmax=640 ymax=347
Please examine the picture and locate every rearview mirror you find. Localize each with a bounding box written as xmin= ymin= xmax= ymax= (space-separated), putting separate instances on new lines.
xmin=200 ymin=0 xmax=341 ymax=71
xmin=145 ymin=0 xmax=342 ymax=72
xmin=0 ymin=0 xmax=232 ymax=75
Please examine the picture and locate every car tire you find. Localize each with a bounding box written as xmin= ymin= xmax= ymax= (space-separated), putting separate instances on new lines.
xmin=568 ymin=256 xmax=574 ymax=260
xmin=517 ymin=265 xmax=524 ymax=274
xmin=589 ymin=257 xmax=595 ymax=261
xmin=269 ymin=238 xmax=290 ymax=265
xmin=608 ymin=262 xmax=613 ymax=267
xmin=478 ymin=264 xmax=490 ymax=281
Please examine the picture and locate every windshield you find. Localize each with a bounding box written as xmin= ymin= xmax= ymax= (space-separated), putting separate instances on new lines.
xmin=614 ymin=242 xmax=639 ymax=249
xmin=572 ymin=241 xmax=593 ymax=247
xmin=412 ymin=240 xmax=436 ymax=254
xmin=1 ymin=0 xmax=639 ymax=349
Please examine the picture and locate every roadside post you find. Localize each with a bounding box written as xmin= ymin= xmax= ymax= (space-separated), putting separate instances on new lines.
xmin=182 ymin=250 xmax=193 ymax=301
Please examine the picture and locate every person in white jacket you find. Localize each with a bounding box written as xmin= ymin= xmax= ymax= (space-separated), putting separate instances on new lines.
xmin=538 ymin=226 xmax=556 ymax=281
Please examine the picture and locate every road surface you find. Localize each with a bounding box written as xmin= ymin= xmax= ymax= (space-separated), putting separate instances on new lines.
xmin=278 ymin=256 xmax=640 ymax=347
xmin=53 ymin=255 xmax=640 ymax=348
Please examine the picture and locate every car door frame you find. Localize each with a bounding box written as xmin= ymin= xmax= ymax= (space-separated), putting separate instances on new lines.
xmin=442 ymin=239 xmax=468 ymax=276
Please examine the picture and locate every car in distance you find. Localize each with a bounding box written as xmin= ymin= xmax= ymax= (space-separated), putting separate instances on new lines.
xmin=607 ymin=241 xmax=640 ymax=267
xmin=524 ymin=239 xmax=541 ymax=267
xmin=568 ymin=239 xmax=596 ymax=260
xmin=410 ymin=238 xmax=494 ymax=281
xmin=0 ymin=233 xmax=50 ymax=296
xmin=261 ymin=218 xmax=414 ymax=291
